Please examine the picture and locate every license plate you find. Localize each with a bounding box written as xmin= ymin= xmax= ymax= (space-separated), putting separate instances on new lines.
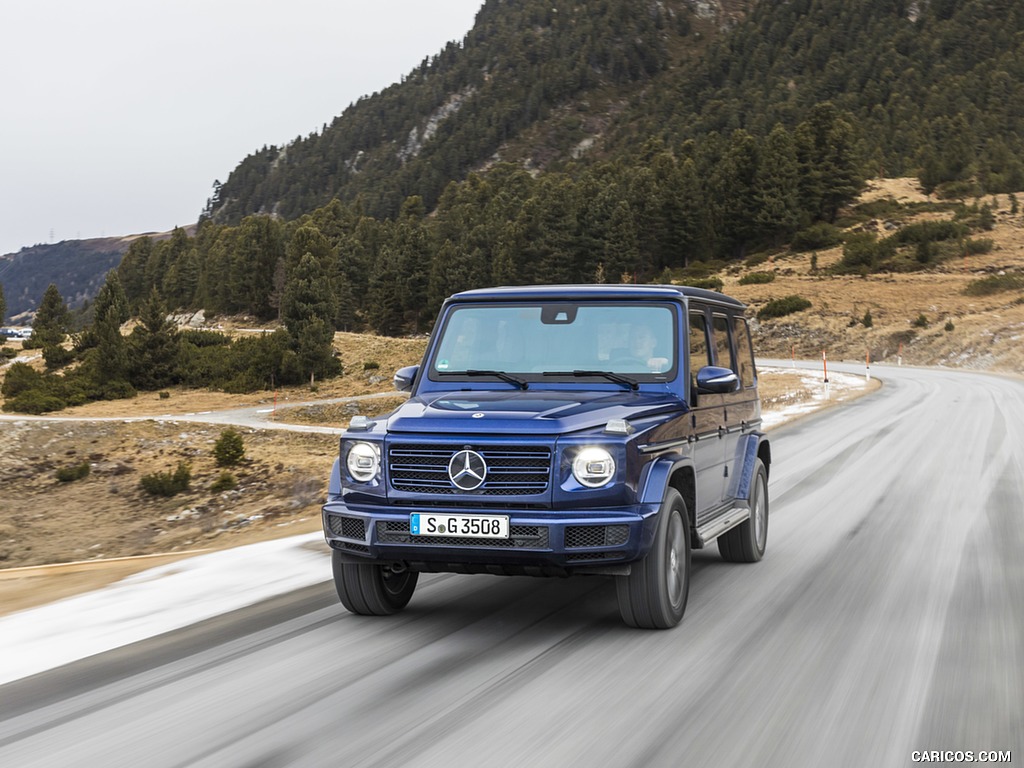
xmin=410 ymin=513 xmax=510 ymax=539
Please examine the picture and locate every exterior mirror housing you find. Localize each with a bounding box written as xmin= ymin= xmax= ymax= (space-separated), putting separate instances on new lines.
xmin=696 ymin=365 xmax=740 ymax=394
xmin=393 ymin=365 xmax=419 ymax=392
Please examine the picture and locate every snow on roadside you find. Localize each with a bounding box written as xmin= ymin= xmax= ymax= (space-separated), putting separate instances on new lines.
xmin=0 ymin=533 xmax=330 ymax=686
xmin=759 ymin=367 xmax=870 ymax=430
xmin=0 ymin=368 xmax=873 ymax=686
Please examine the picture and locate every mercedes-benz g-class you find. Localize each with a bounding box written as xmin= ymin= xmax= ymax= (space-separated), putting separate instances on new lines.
xmin=322 ymin=285 xmax=770 ymax=628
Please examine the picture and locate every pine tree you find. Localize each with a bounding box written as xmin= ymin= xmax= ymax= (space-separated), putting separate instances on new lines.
xmin=129 ymin=290 xmax=180 ymax=390
xmin=753 ymin=125 xmax=802 ymax=245
xmin=28 ymin=284 xmax=71 ymax=348
xmin=280 ymin=253 xmax=341 ymax=381
xmin=117 ymin=237 xmax=152 ymax=308
xmin=795 ymin=103 xmax=865 ymax=222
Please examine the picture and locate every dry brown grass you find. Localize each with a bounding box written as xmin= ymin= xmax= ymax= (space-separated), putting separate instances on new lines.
xmin=724 ymin=183 xmax=1024 ymax=373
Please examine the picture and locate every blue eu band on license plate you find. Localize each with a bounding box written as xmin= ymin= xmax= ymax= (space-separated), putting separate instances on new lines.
xmin=410 ymin=513 xmax=510 ymax=539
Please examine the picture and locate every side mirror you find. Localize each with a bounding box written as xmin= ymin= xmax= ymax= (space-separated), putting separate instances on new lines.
xmin=393 ymin=365 xmax=419 ymax=392
xmin=696 ymin=365 xmax=740 ymax=394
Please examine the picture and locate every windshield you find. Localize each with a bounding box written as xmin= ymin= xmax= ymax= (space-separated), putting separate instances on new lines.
xmin=429 ymin=302 xmax=677 ymax=383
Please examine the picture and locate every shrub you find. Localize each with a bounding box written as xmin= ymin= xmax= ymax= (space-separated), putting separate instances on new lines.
xmin=863 ymin=310 xmax=873 ymax=328
xmin=213 ymin=428 xmax=245 ymax=467
xmin=739 ymin=271 xmax=776 ymax=285
xmin=159 ymin=391 xmax=171 ymax=399
xmin=836 ymin=233 xmax=893 ymax=273
xmin=889 ymin=220 xmax=967 ymax=245
xmin=855 ymin=198 xmax=904 ymax=219
xmin=757 ymin=296 xmax=812 ymax=320
xmin=1 ymin=362 xmax=43 ymax=398
xmin=140 ymin=462 xmax=191 ymax=497
xmin=2 ymin=387 xmax=67 ymax=414
xmin=944 ymin=319 xmax=955 ymax=332
xmin=178 ymin=329 xmax=232 ymax=347
xmin=963 ymin=238 xmax=994 ymax=255
xmin=56 ymin=462 xmax=91 ymax=482
xmin=210 ymin=471 xmax=238 ymax=493
xmin=363 ymin=361 xmax=380 ymax=371
xmin=912 ymin=314 xmax=929 ymax=328
xmin=687 ymin=277 xmax=724 ymax=291
xmin=791 ymin=223 xmax=842 ymax=251
xmin=963 ymin=273 xmax=1024 ymax=296
xmin=936 ymin=180 xmax=979 ymax=200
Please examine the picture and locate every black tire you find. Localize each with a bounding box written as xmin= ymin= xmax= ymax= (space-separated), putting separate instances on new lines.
xmin=718 ymin=459 xmax=768 ymax=563
xmin=332 ymin=550 xmax=418 ymax=615
xmin=616 ymin=487 xmax=690 ymax=629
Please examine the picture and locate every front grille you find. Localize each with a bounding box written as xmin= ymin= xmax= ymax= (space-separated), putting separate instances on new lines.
xmin=376 ymin=521 xmax=549 ymax=549
xmin=565 ymin=525 xmax=629 ymax=548
xmin=388 ymin=444 xmax=551 ymax=496
xmin=328 ymin=514 xmax=365 ymax=540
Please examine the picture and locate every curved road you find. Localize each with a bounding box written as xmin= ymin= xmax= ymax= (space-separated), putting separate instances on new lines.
xmin=1 ymin=363 xmax=1021 ymax=767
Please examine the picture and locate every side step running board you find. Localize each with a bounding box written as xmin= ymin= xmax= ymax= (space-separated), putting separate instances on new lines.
xmin=695 ymin=507 xmax=749 ymax=548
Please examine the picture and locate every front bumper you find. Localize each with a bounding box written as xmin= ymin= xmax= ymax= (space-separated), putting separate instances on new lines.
xmin=322 ymin=498 xmax=662 ymax=572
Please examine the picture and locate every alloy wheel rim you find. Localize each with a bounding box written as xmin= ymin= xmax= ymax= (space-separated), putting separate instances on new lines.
xmin=666 ymin=513 xmax=686 ymax=606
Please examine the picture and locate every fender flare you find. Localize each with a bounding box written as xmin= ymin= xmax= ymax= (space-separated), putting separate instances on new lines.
xmin=327 ymin=457 xmax=342 ymax=497
xmin=639 ymin=453 xmax=696 ymax=506
xmin=735 ymin=432 xmax=770 ymax=501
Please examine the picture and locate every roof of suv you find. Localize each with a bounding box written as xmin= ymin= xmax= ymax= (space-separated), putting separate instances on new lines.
xmin=448 ymin=284 xmax=746 ymax=309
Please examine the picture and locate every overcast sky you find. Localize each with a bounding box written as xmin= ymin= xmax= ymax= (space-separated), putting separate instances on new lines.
xmin=0 ymin=0 xmax=483 ymax=257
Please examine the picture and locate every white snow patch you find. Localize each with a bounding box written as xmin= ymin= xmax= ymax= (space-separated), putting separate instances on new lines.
xmin=0 ymin=533 xmax=330 ymax=685
xmin=759 ymin=367 xmax=870 ymax=430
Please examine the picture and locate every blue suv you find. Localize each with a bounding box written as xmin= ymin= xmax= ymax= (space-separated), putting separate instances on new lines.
xmin=322 ymin=285 xmax=771 ymax=628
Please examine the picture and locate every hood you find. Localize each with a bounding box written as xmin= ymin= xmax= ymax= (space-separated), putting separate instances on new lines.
xmin=384 ymin=389 xmax=684 ymax=435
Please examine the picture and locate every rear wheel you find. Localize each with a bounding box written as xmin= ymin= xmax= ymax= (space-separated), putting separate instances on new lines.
xmin=332 ymin=550 xmax=418 ymax=615
xmin=616 ymin=488 xmax=690 ymax=629
xmin=718 ymin=459 xmax=768 ymax=563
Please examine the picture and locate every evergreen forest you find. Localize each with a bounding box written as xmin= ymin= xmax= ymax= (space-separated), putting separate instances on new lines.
xmin=3 ymin=0 xmax=1023 ymax=412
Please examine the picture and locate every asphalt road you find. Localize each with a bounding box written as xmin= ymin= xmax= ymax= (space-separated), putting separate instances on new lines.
xmin=1 ymin=363 xmax=1021 ymax=767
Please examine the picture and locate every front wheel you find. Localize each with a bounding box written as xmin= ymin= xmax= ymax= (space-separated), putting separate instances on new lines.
xmin=616 ymin=487 xmax=690 ymax=629
xmin=333 ymin=550 xmax=418 ymax=615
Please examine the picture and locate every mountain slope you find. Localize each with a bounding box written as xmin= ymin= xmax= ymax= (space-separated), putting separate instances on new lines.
xmin=207 ymin=0 xmax=1024 ymax=229
xmin=207 ymin=0 xmax=751 ymax=225
xmin=0 ymin=240 xmax=127 ymax=322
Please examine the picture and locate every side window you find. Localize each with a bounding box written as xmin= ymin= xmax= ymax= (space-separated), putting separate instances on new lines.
xmin=733 ymin=316 xmax=756 ymax=388
xmin=711 ymin=314 xmax=733 ymax=370
xmin=689 ymin=310 xmax=711 ymax=394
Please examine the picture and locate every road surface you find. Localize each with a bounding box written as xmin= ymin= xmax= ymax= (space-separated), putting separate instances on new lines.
xmin=1 ymin=363 xmax=1020 ymax=767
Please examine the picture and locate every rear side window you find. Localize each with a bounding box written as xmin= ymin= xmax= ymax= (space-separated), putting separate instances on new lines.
xmin=711 ymin=314 xmax=732 ymax=369
xmin=733 ymin=316 xmax=756 ymax=388
xmin=689 ymin=311 xmax=711 ymax=394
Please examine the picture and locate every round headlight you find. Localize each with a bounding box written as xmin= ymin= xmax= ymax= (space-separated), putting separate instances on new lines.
xmin=572 ymin=447 xmax=616 ymax=488
xmin=346 ymin=442 xmax=380 ymax=483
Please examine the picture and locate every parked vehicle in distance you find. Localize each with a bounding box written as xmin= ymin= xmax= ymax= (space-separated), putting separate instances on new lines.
xmin=0 ymin=327 xmax=31 ymax=339
xmin=322 ymin=285 xmax=771 ymax=628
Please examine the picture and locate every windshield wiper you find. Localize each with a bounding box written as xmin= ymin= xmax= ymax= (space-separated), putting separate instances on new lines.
xmin=542 ymin=370 xmax=639 ymax=391
xmin=437 ymin=369 xmax=529 ymax=390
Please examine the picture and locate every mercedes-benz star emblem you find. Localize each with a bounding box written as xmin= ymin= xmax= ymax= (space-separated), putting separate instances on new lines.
xmin=448 ymin=449 xmax=487 ymax=491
